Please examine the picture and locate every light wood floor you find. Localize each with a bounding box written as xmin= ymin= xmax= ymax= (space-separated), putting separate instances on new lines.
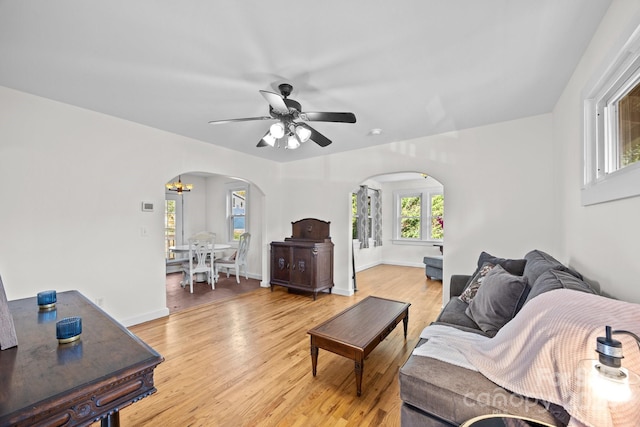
xmin=113 ymin=265 xmax=443 ymax=427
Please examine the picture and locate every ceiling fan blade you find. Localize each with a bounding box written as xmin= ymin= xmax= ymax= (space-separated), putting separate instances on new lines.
xmin=298 ymin=123 xmax=332 ymax=147
xmin=299 ymin=111 xmax=356 ymax=123
xmin=209 ymin=116 xmax=274 ymax=125
xmin=259 ymin=90 xmax=289 ymax=115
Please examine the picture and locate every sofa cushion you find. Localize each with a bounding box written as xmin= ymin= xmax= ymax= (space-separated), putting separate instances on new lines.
xmin=524 ymin=269 xmax=596 ymax=306
xmin=468 ymin=252 xmax=527 ymax=285
xmin=465 ymin=265 xmax=529 ymax=337
xmin=523 ymin=249 xmax=582 ymax=285
xmin=399 ymin=349 xmax=561 ymax=426
xmin=459 ymin=262 xmax=495 ymax=303
xmin=434 ymin=298 xmax=482 ymax=332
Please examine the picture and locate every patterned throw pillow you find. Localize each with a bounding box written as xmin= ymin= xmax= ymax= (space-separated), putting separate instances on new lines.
xmin=459 ymin=262 xmax=495 ymax=303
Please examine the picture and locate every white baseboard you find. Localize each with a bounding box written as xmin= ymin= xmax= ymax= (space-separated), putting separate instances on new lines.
xmin=385 ymin=260 xmax=425 ymax=268
xmin=122 ymin=307 xmax=170 ymax=327
xmin=356 ymin=260 xmax=424 ymax=272
xmin=331 ymin=287 xmax=354 ymax=297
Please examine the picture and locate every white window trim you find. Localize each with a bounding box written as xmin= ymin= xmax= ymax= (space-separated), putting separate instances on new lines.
xmin=393 ymin=190 xmax=443 ymax=244
xmin=225 ymin=182 xmax=249 ymax=244
xmin=582 ymin=23 xmax=640 ymax=206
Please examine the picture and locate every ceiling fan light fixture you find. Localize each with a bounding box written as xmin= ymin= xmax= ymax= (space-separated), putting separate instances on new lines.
xmin=286 ymin=134 xmax=300 ymax=150
xmin=269 ymin=122 xmax=285 ymax=139
xmin=261 ymin=133 xmax=277 ymax=147
xmin=295 ymin=125 xmax=312 ymax=143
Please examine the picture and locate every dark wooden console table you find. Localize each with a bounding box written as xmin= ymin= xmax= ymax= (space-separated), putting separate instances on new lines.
xmin=0 ymin=290 xmax=163 ymax=427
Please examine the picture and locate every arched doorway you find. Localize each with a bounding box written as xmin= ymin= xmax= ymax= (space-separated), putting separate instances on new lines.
xmin=163 ymin=172 xmax=266 ymax=312
xmin=350 ymin=171 xmax=444 ymax=292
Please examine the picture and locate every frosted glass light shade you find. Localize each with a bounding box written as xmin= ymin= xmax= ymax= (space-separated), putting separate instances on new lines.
xmin=286 ymin=134 xmax=300 ymax=149
xmin=269 ymin=122 xmax=285 ymax=139
xmin=262 ymin=133 xmax=277 ymax=147
xmin=295 ymin=125 xmax=312 ymax=143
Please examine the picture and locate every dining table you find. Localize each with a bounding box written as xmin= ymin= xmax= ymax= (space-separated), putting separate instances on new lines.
xmin=169 ymin=243 xmax=231 ymax=254
xmin=169 ymin=243 xmax=232 ymax=282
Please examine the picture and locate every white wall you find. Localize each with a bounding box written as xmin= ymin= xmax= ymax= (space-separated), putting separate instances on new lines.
xmin=281 ymin=113 xmax=556 ymax=301
xmin=0 ymin=86 xmax=558 ymax=324
xmin=0 ymin=86 xmax=287 ymax=325
xmin=0 ymin=85 xmax=559 ymax=325
xmin=554 ymin=0 xmax=640 ymax=303
xmin=7 ymin=3 xmax=638 ymax=325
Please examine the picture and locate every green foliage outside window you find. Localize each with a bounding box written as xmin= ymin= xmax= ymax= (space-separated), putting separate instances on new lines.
xmin=400 ymin=196 xmax=421 ymax=238
xmin=431 ymin=194 xmax=444 ymax=240
xmin=352 ymin=193 xmax=358 ymax=239
xmin=622 ymin=141 xmax=640 ymax=166
xmin=619 ymin=84 xmax=640 ymax=168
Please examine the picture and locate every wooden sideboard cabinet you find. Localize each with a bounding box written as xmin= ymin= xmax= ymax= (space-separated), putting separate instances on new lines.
xmin=270 ymin=218 xmax=334 ymax=300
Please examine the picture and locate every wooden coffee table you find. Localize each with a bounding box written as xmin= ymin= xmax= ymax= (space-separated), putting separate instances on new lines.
xmin=307 ymin=296 xmax=410 ymax=396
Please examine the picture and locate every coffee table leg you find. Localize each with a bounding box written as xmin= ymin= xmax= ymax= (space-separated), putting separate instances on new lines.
xmin=403 ymin=310 xmax=409 ymax=339
xmin=355 ymin=357 xmax=364 ymax=396
xmin=311 ymin=338 xmax=318 ymax=377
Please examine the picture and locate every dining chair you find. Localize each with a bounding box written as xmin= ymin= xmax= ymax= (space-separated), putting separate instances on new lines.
xmin=181 ymin=231 xmax=216 ymax=293
xmin=214 ymin=232 xmax=251 ymax=284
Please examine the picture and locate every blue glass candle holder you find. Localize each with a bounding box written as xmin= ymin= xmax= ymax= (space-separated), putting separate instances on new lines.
xmin=37 ymin=290 xmax=57 ymax=309
xmin=56 ymin=316 xmax=82 ymax=344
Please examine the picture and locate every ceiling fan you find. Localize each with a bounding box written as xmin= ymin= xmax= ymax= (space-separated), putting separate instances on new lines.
xmin=208 ymin=83 xmax=356 ymax=149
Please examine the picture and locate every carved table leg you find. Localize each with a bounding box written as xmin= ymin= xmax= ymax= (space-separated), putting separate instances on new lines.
xmin=310 ymin=339 xmax=318 ymax=377
xmin=355 ymin=356 xmax=364 ymax=397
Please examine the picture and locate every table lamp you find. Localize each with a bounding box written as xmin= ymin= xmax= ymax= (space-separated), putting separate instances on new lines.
xmin=582 ymin=325 xmax=640 ymax=402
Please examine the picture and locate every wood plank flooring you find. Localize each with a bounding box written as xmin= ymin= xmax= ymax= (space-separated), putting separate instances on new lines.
xmin=110 ymin=265 xmax=443 ymax=427
xmin=166 ymin=272 xmax=262 ymax=313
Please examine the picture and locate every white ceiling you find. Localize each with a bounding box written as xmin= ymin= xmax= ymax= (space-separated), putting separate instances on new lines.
xmin=0 ymin=1 xmax=611 ymax=163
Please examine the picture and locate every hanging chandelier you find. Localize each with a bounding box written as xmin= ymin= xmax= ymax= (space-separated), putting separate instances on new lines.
xmin=165 ymin=175 xmax=193 ymax=194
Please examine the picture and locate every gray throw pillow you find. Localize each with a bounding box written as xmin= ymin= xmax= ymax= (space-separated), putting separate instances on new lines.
xmin=459 ymin=262 xmax=495 ymax=303
xmin=465 ymin=251 xmax=527 ymax=288
xmin=466 ymin=264 xmax=529 ymax=337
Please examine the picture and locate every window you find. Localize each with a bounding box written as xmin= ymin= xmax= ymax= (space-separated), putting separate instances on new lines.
xmin=400 ymin=194 xmax=421 ymax=239
xmin=431 ymin=194 xmax=444 ymax=239
xmin=227 ymin=184 xmax=248 ymax=242
xmin=394 ymin=190 xmax=443 ymax=243
xmin=165 ymin=199 xmax=176 ymax=260
xmin=352 ymin=193 xmax=358 ymax=239
xmin=617 ymin=83 xmax=640 ymax=168
xmin=583 ymin=24 xmax=640 ymax=205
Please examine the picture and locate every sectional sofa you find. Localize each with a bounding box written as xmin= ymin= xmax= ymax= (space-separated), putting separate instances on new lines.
xmin=399 ymin=250 xmax=598 ymax=426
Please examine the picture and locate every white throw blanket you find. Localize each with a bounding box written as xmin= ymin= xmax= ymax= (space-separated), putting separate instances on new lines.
xmin=443 ymin=289 xmax=640 ymax=427
xmin=412 ymin=324 xmax=490 ymax=371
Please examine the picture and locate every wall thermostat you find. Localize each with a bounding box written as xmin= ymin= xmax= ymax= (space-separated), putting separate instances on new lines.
xmin=141 ymin=202 xmax=154 ymax=212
